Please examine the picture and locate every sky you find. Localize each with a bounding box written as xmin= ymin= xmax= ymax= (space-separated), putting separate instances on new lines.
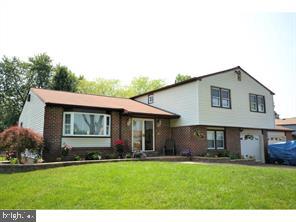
xmin=0 ymin=0 xmax=295 ymax=117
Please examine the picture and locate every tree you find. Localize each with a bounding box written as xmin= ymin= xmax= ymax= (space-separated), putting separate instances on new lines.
xmin=128 ymin=76 xmax=165 ymax=97
xmin=77 ymin=78 xmax=122 ymax=96
xmin=0 ymin=56 xmax=31 ymax=131
xmin=28 ymin=53 xmax=53 ymax=88
xmin=175 ymin=74 xmax=192 ymax=83
xmin=0 ymin=126 xmax=44 ymax=163
xmin=51 ymin=65 xmax=78 ymax=92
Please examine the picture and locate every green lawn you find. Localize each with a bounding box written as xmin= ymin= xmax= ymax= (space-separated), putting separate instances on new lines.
xmin=0 ymin=162 xmax=296 ymax=209
xmin=0 ymin=156 xmax=5 ymax=161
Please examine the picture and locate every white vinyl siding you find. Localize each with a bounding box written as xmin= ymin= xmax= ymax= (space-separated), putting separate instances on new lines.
xmin=135 ymin=81 xmax=199 ymax=127
xmin=136 ymin=69 xmax=274 ymax=129
xmin=18 ymin=90 xmax=45 ymax=135
xmin=198 ymin=70 xmax=275 ymax=129
xmin=61 ymin=137 xmax=111 ymax=148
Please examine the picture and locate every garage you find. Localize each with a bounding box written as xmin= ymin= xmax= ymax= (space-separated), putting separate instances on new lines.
xmin=267 ymin=131 xmax=286 ymax=145
xmin=240 ymin=129 xmax=264 ymax=162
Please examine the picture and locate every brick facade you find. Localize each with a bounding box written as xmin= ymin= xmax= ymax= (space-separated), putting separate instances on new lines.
xmin=42 ymin=105 xmax=251 ymax=160
xmin=43 ymin=105 xmax=173 ymax=160
xmin=171 ymin=126 xmax=207 ymax=155
xmin=225 ymin=127 xmax=241 ymax=155
xmin=43 ymin=106 xmax=64 ymax=161
xmin=172 ymin=126 xmax=241 ymax=156
xmin=111 ymin=111 xmax=120 ymax=151
xmin=120 ymin=116 xmax=132 ymax=152
xmin=285 ymin=131 xmax=293 ymax=140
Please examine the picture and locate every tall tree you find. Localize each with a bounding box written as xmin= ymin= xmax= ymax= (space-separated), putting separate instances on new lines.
xmin=175 ymin=74 xmax=191 ymax=83
xmin=0 ymin=56 xmax=31 ymax=131
xmin=51 ymin=65 xmax=78 ymax=92
xmin=128 ymin=76 xmax=165 ymax=97
xmin=28 ymin=53 xmax=53 ymax=88
xmin=77 ymin=78 xmax=121 ymax=96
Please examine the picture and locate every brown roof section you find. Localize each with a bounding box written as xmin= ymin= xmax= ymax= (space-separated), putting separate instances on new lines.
xmin=275 ymin=118 xmax=296 ymax=126
xmin=31 ymin=88 xmax=180 ymax=118
xmin=131 ymin=66 xmax=275 ymax=99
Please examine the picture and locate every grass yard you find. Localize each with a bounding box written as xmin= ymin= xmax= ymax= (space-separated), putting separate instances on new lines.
xmin=0 ymin=162 xmax=296 ymax=209
xmin=0 ymin=156 xmax=5 ymax=161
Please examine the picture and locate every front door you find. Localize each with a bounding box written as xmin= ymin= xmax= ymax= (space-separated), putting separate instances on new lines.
xmin=132 ymin=118 xmax=154 ymax=152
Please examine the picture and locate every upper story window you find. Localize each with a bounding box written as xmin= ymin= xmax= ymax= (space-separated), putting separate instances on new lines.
xmin=63 ymin=112 xmax=111 ymax=137
xmin=249 ymin=94 xmax=265 ymax=113
xmin=211 ymin=86 xmax=231 ymax=109
xmin=148 ymin=94 xmax=154 ymax=104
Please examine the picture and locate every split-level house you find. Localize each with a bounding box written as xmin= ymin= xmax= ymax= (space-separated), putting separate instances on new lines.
xmin=19 ymin=66 xmax=292 ymax=162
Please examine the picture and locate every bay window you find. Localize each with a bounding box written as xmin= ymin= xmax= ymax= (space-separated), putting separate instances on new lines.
xmin=63 ymin=112 xmax=111 ymax=137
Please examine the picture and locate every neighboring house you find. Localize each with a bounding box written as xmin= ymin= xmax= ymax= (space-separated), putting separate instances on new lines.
xmin=19 ymin=66 xmax=292 ymax=162
xmin=275 ymin=118 xmax=296 ymax=140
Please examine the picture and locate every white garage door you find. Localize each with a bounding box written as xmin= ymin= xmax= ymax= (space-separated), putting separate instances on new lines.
xmin=267 ymin=131 xmax=286 ymax=145
xmin=240 ymin=130 xmax=263 ymax=162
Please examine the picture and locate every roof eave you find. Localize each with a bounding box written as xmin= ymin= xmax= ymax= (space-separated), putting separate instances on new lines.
xmin=122 ymin=111 xmax=180 ymax=119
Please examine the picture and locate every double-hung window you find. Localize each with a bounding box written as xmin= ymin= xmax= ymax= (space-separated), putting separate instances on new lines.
xmin=249 ymin=94 xmax=265 ymax=113
xmin=211 ymin=86 xmax=231 ymax=109
xmin=63 ymin=112 xmax=111 ymax=137
xmin=207 ymin=130 xmax=225 ymax=150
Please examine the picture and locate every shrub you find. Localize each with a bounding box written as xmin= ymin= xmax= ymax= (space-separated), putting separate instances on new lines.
xmin=217 ymin=150 xmax=230 ymax=157
xmin=61 ymin=143 xmax=72 ymax=156
xmin=6 ymin=151 xmax=17 ymax=160
xmin=85 ymin=152 xmax=101 ymax=160
xmin=0 ymin=126 xmax=43 ymax=163
xmin=102 ymin=153 xmax=118 ymax=159
xmin=181 ymin=149 xmax=192 ymax=158
xmin=74 ymin=155 xmax=81 ymax=161
xmin=9 ymin=158 xmax=18 ymax=164
xmin=132 ymin=151 xmax=147 ymax=159
xmin=125 ymin=153 xmax=132 ymax=159
xmin=114 ymin=139 xmax=125 ymax=158
xmin=229 ymin=153 xmax=241 ymax=159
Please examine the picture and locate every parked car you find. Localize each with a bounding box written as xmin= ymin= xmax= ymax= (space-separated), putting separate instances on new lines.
xmin=268 ymin=140 xmax=296 ymax=165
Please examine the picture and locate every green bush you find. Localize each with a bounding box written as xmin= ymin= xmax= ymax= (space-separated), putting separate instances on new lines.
xmin=74 ymin=155 xmax=81 ymax=161
xmin=103 ymin=153 xmax=118 ymax=159
xmin=217 ymin=150 xmax=230 ymax=157
xmin=229 ymin=153 xmax=241 ymax=159
xmin=125 ymin=153 xmax=132 ymax=159
xmin=85 ymin=152 xmax=101 ymax=160
xmin=9 ymin=158 xmax=18 ymax=164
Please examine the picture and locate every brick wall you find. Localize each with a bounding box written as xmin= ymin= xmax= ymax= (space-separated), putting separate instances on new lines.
xmin=43 ymin=106 xmax=64 ymax=161
xmin=285 ymin=131 xmax=293 ymax=140
xmin=155 ymin=119 xmax=171 ymax=154
xmin=111 ymin=111 xmax=120 ymax=151
xmin=171 ymin=126 xmax=207 ymax=155
xmin=225 ymin=127 xmax=241 ymax=155
xmin=120 ymin=116 xmax=132 ymax=152
xmin=120 ymin=117 xmax=171 ymax=154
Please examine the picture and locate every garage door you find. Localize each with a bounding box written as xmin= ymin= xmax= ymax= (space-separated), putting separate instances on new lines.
xmin=240 ymin=130 xmax=263 ymax=162
xmin=267 ymin=131 xmax=286 ymax=145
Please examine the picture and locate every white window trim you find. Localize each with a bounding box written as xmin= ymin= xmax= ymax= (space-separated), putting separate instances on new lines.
xmin=63 ymin=112 xmax=111 ymax=137
xmin=131 ymin=118 xmax=155 ymax=152
xmin=207 ymin=131 xmax=216 ymax=150
xmin=207 ymin=130 xmax=225 ymax=150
